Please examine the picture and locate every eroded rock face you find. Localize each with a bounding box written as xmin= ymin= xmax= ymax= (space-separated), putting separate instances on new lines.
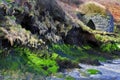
xmin=0 ymin=0 xmax=101 ymax=48
xmin=34 ymin=0 xmax=67 ymax=23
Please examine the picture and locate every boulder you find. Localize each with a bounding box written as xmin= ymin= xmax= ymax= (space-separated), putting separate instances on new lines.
xmin=82 ymin=14 xmax=114 ymax=32
xmin=78 ymin=1 xmax=114 ymax=32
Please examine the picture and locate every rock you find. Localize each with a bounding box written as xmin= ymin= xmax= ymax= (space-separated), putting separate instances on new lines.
xmin=87 ymin=19 xmax=95 ymax=30
xmin=56 ymin=58 xmax=80 ymax=70
xmin=106 ymin=60 xmax=113 ymax=63
xmin=13 ymin=0 xmax=69 ymax=44
xmin=0 ymin=4 xmax=7 ymax=24
xmin=64 ymin=27 xmax=99 ymax=46
xmin=80 ymin=59 xmax=101 ymax=66
xmin=0 ymin=75 xmax=3 ymax=80
xmin=82 ymin=14 xmax=114 ymax=32
xmin=35 ymin=0 xmax=66 ymax=22
xmin=78 ymin=1 xmax=114 ymax=32
xmin=0 ymin=0 xmax=102 ymax=48
xmin=112 ymin=51 xmax=120 ymax=56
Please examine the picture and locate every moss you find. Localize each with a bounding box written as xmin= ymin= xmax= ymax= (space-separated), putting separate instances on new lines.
xmin=6 ymin=0 xmax=12 ymax=3
xmin=51 ymin=44 xmax=87 ymax=60
xmin=86 ymin=69 xmax=100 ymax=75
xmin=0 ymin=46 xmax=59 ymax=76
xmin=95 ymin=34 xmax=120 ymax=42
xmin=100 ymin=42 xmax=120 ymax=53
xmin=14 ymin=47 xmax=59 ymax=75
xmin=65 ymin=76 xmax=75 ymax=80
xmin=51 ymin=44 xmax=107 ymax=65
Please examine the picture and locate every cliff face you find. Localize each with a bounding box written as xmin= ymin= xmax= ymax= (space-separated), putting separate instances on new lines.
xmin=0 ymin=0 xmax=119 ymax=49
xmin=0 ymin=0 xmax=100 ymax=48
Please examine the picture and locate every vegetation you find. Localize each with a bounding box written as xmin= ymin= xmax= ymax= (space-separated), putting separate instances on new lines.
xmin=1 ymin=0 xmax=120 ymax=79
xmin=79 ymin=1 xmax=107 ymax=16
xmin=86 ymin=69 xmax=100 ymax=75
xmin=51 ymin=44 xmax=107 ymax=63
xmin=100 ymin=42 xmax=120 ymax=53
xmin=6 ymin=0 xmax=12 ymax=3
xmin=0 ymin=45 xmax=81 ymax=77
xmin=0 ymin=25 xmax=44 ymax=48
xmin=0 ymin=46 xmax=59 ymax=76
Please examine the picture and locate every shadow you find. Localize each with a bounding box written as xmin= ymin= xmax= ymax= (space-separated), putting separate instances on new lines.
xmin=64 ymin=27 xmax=100 ymax=47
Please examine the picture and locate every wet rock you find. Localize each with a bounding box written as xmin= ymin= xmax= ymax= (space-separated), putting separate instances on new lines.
xmin=106 ymin=60 xmax=113 ymax=63
xmin=56 ymin=58 xmax=80 ymax=70
xmin=80 ymin=59 xmax=101 ymax=66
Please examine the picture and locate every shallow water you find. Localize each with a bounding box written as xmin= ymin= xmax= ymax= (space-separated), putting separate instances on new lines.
xmin=79 ymin=59 xmax=120 ymax=80
xmin=47 ymin=59 xmax=120 ymax=80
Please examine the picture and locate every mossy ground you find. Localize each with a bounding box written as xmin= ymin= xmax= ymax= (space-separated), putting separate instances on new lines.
xmin=0 ymin=46 xmax=59 ymax=78
xmin=51 ymin=44 xmax=108 ymax=62
xmin=0 ymin=45 xmax=80 ymax=79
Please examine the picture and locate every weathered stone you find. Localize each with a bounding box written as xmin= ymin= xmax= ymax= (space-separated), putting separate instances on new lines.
xmin=78 ymin=2 xmax=114 ymax=32
xmin=82 ymin=14 xmax=114 ymax=32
